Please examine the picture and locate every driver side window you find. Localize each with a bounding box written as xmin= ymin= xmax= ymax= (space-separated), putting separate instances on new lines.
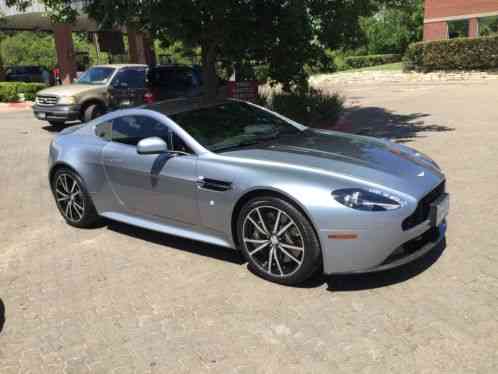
xmin=111 ymin=115 xmax=171 ymax=147
xmin=96 ymin=115 xmax=193 ymax=154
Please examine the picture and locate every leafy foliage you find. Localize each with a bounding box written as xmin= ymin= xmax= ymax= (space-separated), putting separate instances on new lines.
xmin=259 ymin=89 xmax=344 ymax=128
xmin=359 ymin=0 xmax=423 ymax=54
xmin=0 ymin=31 xmax=106 ymax=68
xmin=344 ymin=54 xmax=401 ymax=69
xmin=404 ymin=36 xmax=498 ymax=72
xmin=0 ymin=82 xmax=46 ymax=102
xmin=6 ymin=0 xmax=385 ymax=98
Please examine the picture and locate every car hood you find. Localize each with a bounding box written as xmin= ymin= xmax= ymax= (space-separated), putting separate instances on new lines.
xmin=37 ymin=84 xmax=103 ymax=97
xmin=222 ymin=129 xmax=445 ymax=198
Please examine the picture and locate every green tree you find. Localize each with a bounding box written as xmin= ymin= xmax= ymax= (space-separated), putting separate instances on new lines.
xmin=7 ymin=0 xmax=385 ymax=98
xmin=360 ymin=0 xmax=423 ymax=54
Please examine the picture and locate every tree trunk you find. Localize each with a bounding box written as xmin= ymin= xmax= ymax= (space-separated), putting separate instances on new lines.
xmin=0 ymin=38 xmax=5 ymax=81
xmin=201 ymin=42 xmax=218 ymax=103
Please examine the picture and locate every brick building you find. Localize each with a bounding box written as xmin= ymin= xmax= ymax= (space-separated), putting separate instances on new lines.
xmin=424 ymin=0 xmax=498 ymax=41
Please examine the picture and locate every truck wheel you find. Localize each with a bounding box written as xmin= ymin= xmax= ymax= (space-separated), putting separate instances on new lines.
xmin=48 ymin=120 xmax=65 ymax=128
xmin=82 ymin=103 xmax=105 ymax=123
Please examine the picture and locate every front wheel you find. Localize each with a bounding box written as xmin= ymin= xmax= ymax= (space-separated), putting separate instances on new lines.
xmin=237 ymin=196 xmax=322 ymax=285
xmin=82 ymin=103 xmax=105 ymax=123
xmin=51 ymin=168 xmax=100 ymax=228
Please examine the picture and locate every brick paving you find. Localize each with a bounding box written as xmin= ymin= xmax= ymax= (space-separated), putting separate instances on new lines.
xmin=0 ymin=79 xmax=497 ymax=373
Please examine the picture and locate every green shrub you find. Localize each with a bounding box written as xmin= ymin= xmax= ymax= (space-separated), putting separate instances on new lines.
xmin=343 ymin=54 xmax=402 ymax=69
xmin=259 ymin=88 xmax=344 ymax=128
xmin=404 ymin=35 xmax=498 ymax=72
xmin=0 ymin=82 xmax=46 ymax=102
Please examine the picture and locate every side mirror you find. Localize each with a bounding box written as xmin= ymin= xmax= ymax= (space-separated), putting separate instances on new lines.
xmin=137 ymin=137 xmax=168 ymax=155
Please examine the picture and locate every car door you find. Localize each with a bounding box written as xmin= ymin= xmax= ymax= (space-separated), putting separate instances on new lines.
xmin=101 ymin=114 xmax=199 ymax=226
xmin=108 ymin=67 xmax=147 ymax=109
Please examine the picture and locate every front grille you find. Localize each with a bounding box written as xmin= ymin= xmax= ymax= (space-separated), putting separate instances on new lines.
xmin=402 ymin=181 xmax=445 ymax=230
xmin=36 ymin=95 xmax=58 ymax=106
xmin=381 ymin=227 xmax=439 ymax=265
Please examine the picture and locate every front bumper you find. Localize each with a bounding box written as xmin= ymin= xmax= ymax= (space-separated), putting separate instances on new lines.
xmin=351 ymin=221 xmax=446 ymax=273
xmin=33 ymin=104 xmax=81 ymax=123
xmin=321 ymin=217 xmax=447 ymax=275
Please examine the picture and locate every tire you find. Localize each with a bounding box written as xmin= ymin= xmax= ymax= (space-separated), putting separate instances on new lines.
xmin=237 ymin=196 xmax=322 ymax=285
xmin=82 ymin=103 xmax=105 ymax=123
xmin=51 ymin=168 xmax=100 ymax=228
xmin=48 ymin=120 xmax=65 ymax=128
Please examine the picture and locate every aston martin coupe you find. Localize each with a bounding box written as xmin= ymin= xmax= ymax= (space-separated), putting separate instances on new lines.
xmin=49 ymin=99 xmax=449 ymax=285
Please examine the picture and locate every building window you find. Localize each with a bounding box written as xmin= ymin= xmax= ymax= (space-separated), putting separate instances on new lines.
xmin=479 ymin=16 xmax=498 ymax=37
xmin=448 ymin=19 xmax=469 ymax=39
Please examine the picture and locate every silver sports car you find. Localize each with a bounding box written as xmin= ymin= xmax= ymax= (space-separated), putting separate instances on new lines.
xmin=49 ymin=99 xmax=449 ymax=285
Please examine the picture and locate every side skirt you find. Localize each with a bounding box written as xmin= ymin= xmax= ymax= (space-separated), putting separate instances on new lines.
xmin=100 ymin=211 xmax=235 ymax=250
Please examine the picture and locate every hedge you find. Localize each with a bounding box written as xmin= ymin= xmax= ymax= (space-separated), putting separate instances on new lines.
xmin=404 ymin=35 xmax=498 ymax=72
xmin=0 ymin=82 xmax=47 ymax=102
xmin=343 ymin=54 xmax=402 ymax=69
xmin=257 ymin=88 xmax=344 ymax=129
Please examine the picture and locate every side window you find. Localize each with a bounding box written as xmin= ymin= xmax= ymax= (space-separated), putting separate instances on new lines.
xmin=110 ymin=115 xmax=172 ymax=147
xmin=95 ymin=121 xmax=112 ymax=141
xmin=111 ymin=69 xmax=146 ymax=89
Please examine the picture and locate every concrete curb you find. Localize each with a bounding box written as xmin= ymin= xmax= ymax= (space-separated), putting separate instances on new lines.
xmin=0 ymin=102 xmax=33 ymax=112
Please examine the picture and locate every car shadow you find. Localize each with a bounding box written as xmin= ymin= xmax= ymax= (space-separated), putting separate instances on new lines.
xmin=341 ymin=106 xmax=455 ymax=143
xmin=300 ymin=238 xmax=446 ymax=291
xmin=0 ymin=298 xmax=5 ymax=334
xmin=106 ymin=219 xmax=445 ymax=291
xmin=106 ymin=220 xmax=244 ymax=265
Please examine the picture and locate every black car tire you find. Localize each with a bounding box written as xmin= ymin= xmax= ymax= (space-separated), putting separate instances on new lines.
xmin=51 ymin=168 xmax=100 ymax=228
xmin=48 ymin=120 xmax=65 ymax=128
xmin=237 ymin=196 xmax=322 ymax=286
xmin=82 ymin=103 xmax=105 ymax=123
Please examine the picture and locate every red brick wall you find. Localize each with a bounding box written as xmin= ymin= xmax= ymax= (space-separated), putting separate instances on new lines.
xmin=423 ymin=21 xmax=448 ymax=41
xmin=425 ymin=0 xmax=498 ymax=20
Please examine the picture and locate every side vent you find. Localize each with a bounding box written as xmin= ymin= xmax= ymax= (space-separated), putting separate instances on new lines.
xmin=197 ymin=177 xmax=232 ymax=192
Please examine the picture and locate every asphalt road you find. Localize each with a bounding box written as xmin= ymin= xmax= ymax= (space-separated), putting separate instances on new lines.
xmin=0 ymin=79 xmax=497 ymax=373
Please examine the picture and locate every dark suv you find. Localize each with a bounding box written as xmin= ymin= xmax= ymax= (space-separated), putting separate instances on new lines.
xmin=109 ymin=65 xmax=203 ymax=109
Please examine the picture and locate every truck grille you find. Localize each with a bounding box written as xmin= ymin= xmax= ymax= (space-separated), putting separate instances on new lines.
xmin=402 ymin=181 xmax=446 ymax=231
xmin=36 ymin=95 xmax=58 ymax=106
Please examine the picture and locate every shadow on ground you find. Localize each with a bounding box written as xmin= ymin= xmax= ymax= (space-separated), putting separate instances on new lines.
xmin=344 ymin=106 xmax=455 ymax=142
xmin=107 ymin=221 xmax=244 ymax=265
xmin=0 ymin=298 xmax=5 ymax=333
xmin=107 ymin=220 xmax=445 ymax=291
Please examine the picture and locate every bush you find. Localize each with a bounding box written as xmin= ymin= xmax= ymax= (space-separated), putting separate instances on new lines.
xmin=404 ymin=35 xmax=498 ymax=72
xmin=0 ymin=82 xmax=47 ymax=102
xmin=343 ymin=54 xmax=402 ymax=69
xmin=259 ymin=88 xmax=344 ymax=129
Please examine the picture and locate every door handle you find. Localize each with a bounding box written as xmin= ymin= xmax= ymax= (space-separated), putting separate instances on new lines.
xmin=106 ymin=158 xmax=123 ymax=163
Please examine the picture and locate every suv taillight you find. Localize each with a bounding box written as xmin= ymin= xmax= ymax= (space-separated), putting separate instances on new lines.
xmin=143 ymin=91 xmax=155 ymax=104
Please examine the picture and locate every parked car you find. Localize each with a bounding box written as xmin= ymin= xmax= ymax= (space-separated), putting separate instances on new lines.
xmin=48 ymin=98 xmax=449 ymax=285
xmin=108 ymin=64 xmax=210 ymax=109
xmin=33 ymin=64 xmax=215 ymax=127
xmin=33 ymin=64 xmax=148 ymax=126
xmin=5 ymin=65 xmax=53 ymax=84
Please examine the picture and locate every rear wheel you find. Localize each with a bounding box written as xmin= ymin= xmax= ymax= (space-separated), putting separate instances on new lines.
xmin=51 ymin=168 xmax=100 ymax=228
xmin=237 ymin=196 xmax=322 ymax=285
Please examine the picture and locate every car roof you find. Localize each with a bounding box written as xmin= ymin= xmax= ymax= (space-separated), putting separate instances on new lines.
xmin=92 ymin=64 xmax=148 ymax=69
xmin=145 ymin=98 xmax=234 ymax=116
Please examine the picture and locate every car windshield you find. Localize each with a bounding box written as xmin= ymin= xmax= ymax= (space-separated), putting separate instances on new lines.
xmin=169 ymin=101 xmax=303 ymax=152
xmin=77 ymin=67 xmax=115 ymax=85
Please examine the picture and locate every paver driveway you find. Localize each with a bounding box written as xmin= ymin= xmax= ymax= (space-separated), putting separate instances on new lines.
xmin=1 ymin=79 xmax=497 ymax=373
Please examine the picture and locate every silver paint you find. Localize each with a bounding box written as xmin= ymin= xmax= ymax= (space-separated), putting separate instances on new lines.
xmin=48 ymin=101 xmax=448 ymax=274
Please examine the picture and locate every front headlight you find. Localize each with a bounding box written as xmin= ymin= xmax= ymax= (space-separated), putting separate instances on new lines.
xmin=332 ymin=188 xmax=405 ymax=211
xmin=58 ymin=96 xmax=76 ymax=105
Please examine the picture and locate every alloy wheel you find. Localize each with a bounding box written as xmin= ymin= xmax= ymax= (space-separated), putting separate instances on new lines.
xmin=243 ymin=205 xmax=305 ymax=277
xmin=54 ymin=173 xmax=85 ymax=222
